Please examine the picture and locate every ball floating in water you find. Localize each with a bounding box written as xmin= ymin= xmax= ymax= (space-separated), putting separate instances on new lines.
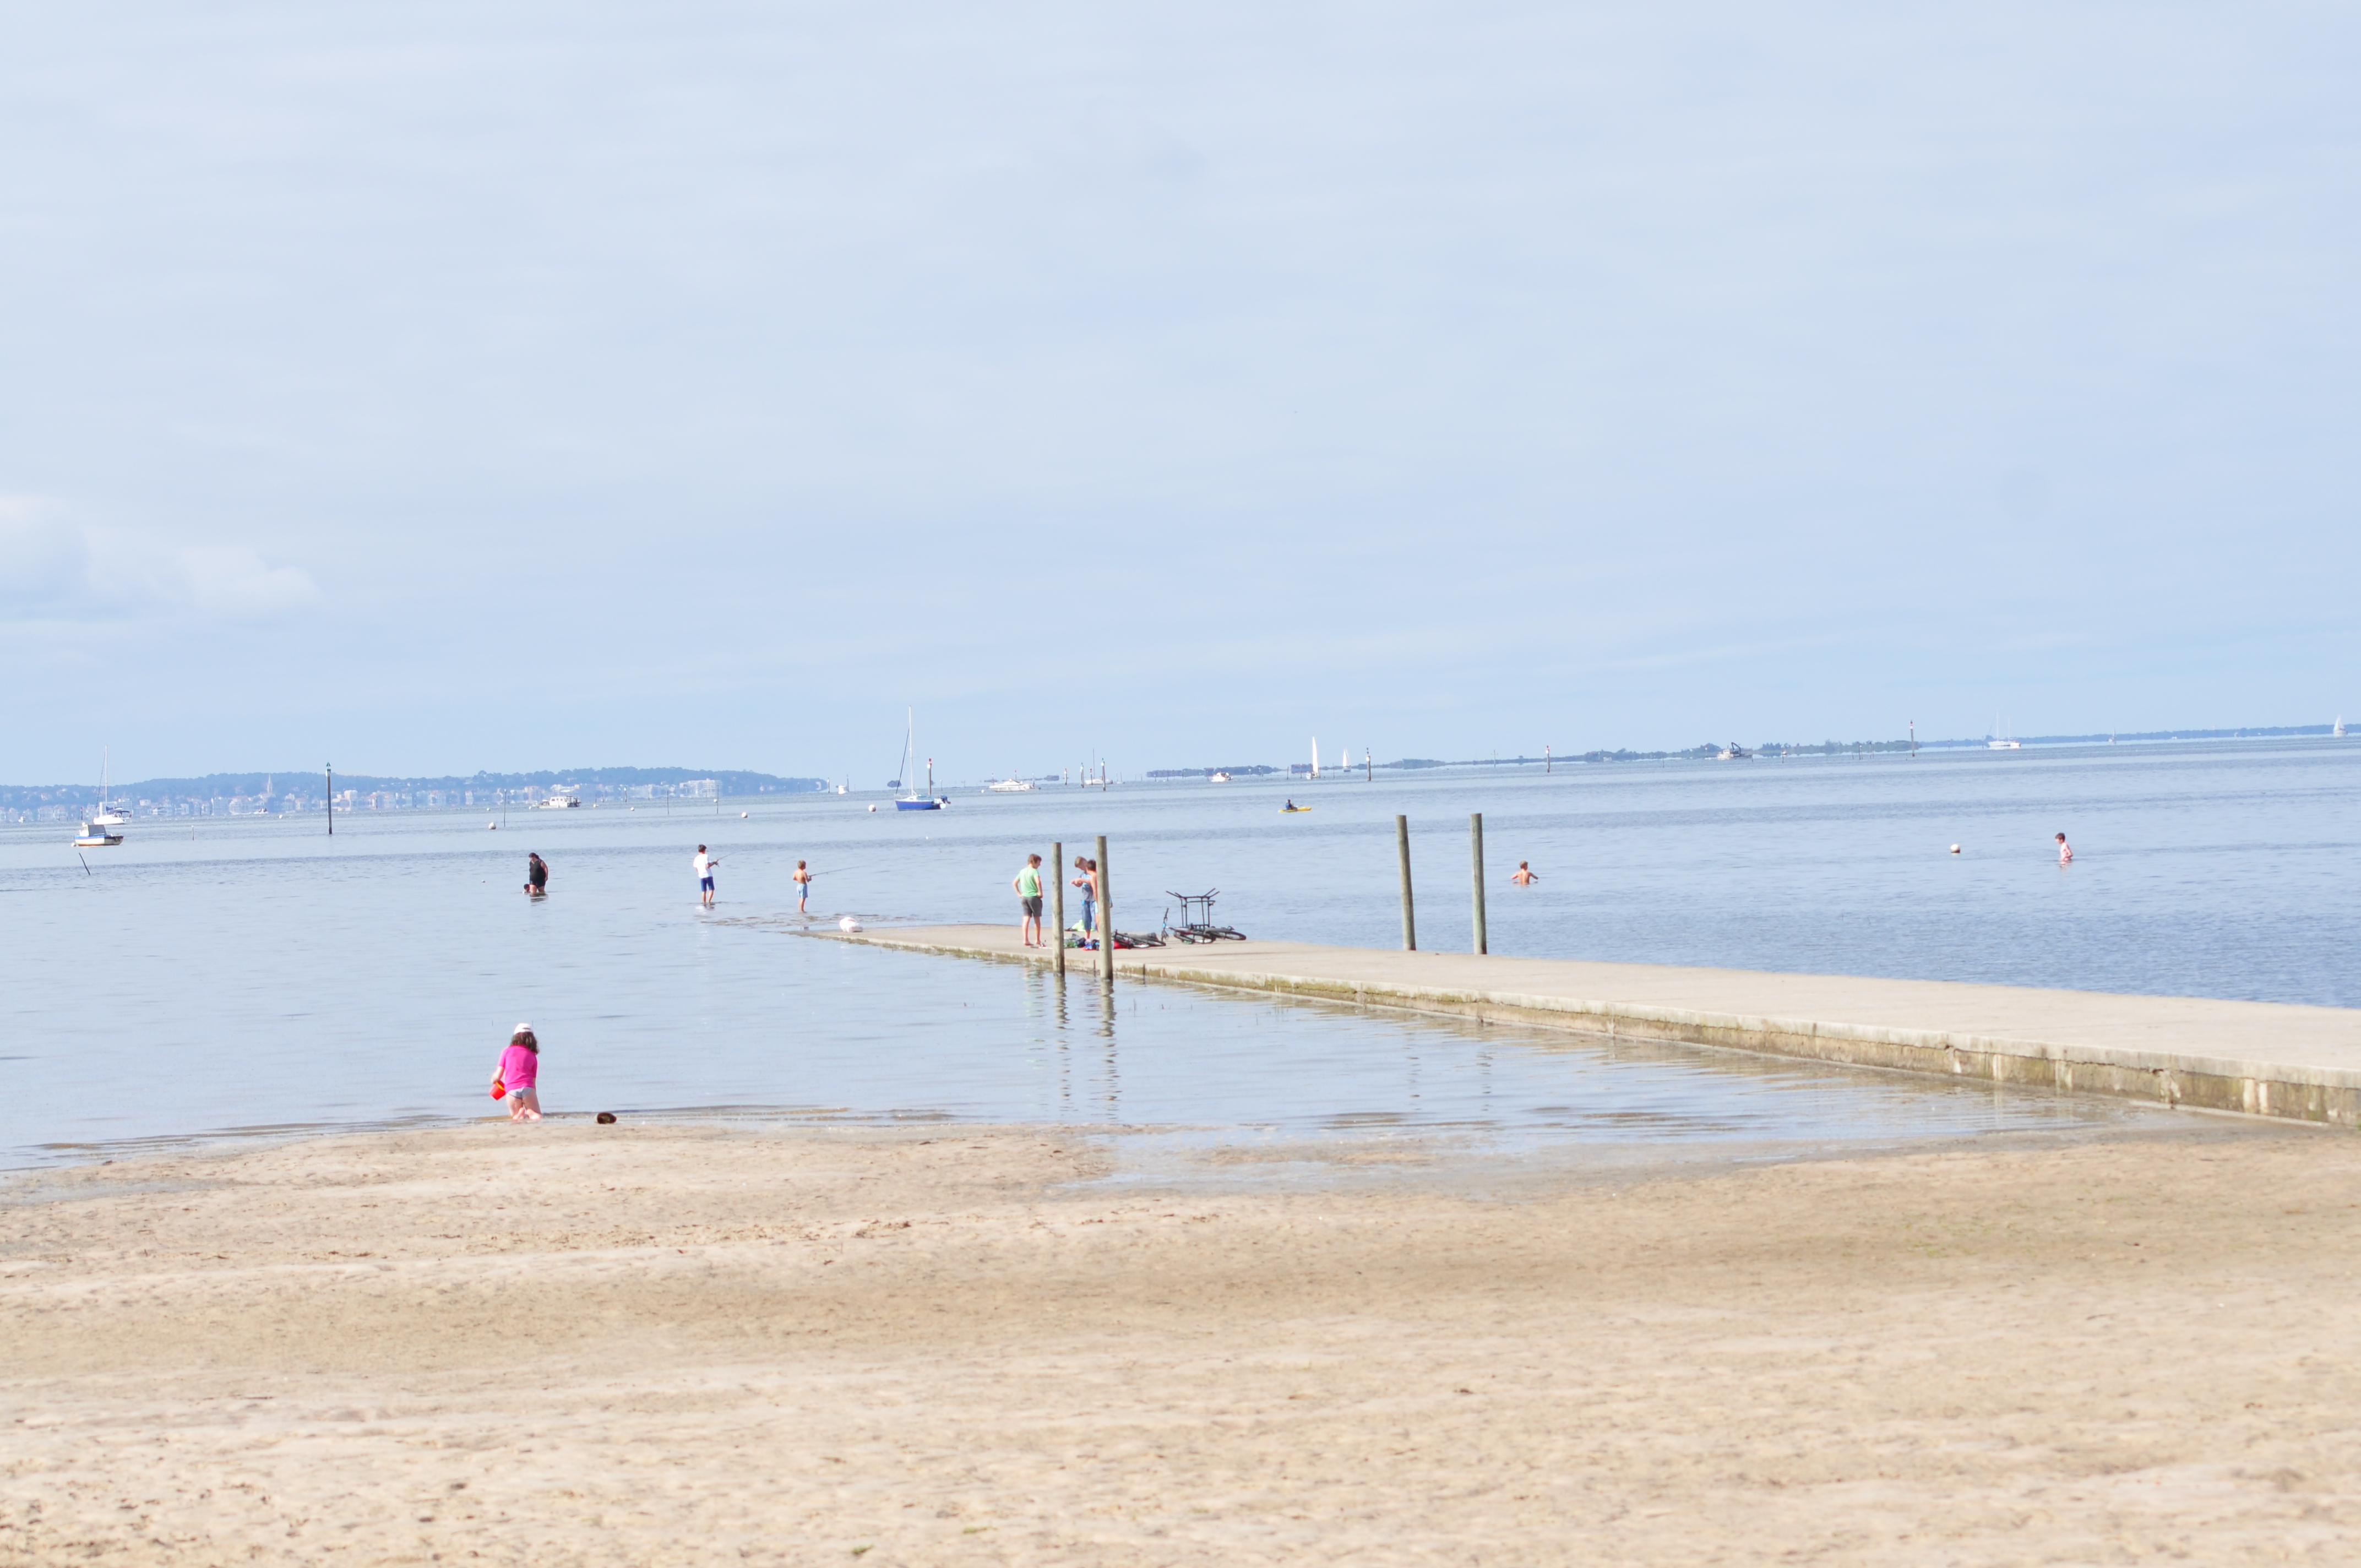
xmin=1950 ymin=844 xmax=1961 ymax=854
xmin=488 ymin=822 xmax=498 ymax=830
xmin=839 ymin=916 xmax=863 ymax=933
xmin=741 ymin=811 xmax=749 ymax=818
xmin=867 ymin=803 xmax=877 ymax=813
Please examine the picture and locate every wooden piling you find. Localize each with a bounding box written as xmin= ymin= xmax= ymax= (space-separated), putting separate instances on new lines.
xmin=1096 ymin=834 xmax=1113 ymax=982
xmin=1051 ymin=840 xmax=1065 ymax=976
xmin=1471 ymin=812 xmax=1488 ymax=955
xmin=1396 ymin=815 xmax=1416 ymax=951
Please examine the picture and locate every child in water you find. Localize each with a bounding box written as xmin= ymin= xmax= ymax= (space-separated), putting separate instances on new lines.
xmin=494 ymin=1023 xmax=542 ymax=1121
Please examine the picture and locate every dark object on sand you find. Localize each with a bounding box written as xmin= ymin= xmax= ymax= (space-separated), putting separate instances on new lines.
xmin=596 ymin=1111 xmax=617 ymax=1124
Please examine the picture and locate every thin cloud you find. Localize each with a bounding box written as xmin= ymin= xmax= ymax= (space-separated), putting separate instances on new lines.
xmin=0 ymin=501 xmax=321 ymax=623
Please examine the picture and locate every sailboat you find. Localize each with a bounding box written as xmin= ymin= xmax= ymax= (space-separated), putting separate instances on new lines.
xmin=1987 ymin=712 xmax=2022 ymax=750
xmin=75 ymin=748 xmax=125 ymax=846
xmin=893 ymin=710 xmax=946 ymax=810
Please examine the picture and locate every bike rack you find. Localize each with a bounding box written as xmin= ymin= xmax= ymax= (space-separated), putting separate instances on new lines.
xmin=1162 ymin=889 xmax=1245 ymax=943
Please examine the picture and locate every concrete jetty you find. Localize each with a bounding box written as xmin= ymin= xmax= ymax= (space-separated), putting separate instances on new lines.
xmin=831 ymin=923 xmax=2361 ymax=1128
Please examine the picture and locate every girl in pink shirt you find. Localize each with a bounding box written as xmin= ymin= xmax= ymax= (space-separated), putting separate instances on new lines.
xmin=494 ymin=1023 xmax=542 ymax=1121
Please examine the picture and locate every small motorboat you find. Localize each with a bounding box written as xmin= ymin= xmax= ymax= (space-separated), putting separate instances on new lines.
xmin=534 ymin=793 xmax=582 ymax=809
xmin=1209 ymin=771 xmax=1232 ymax=783
xmin=985 ymin=777 xmax=1035 ymax=793
xmin=74 ymin=821 xmax=123 ymax=847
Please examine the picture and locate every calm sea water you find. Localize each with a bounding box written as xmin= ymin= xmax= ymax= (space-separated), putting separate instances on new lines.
xmin=3 ymin=738 xmax=2352 ymax=1167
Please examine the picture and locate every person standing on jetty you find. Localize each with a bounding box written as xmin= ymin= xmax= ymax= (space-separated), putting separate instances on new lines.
xmin=493 ymin=1023 xmax=542 ymax=1122
xmin=2056 ymin=832 xmax=2073 ymax=864
xmin=524 ymin=853 xmax=549 ymax=896
xmin=694 ymin=845 xmax=717 ymax=905
xmin=1072 ymin=856 xmax=1098 ymax=948
xmin=793 ymin=860 xmax=812 ymax=913
xmin=1013 ymin=853 xmax=1046 ymax=946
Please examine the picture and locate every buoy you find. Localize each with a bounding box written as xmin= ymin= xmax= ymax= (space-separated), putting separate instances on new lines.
xmin=741 ymin=811 xmax=749 ymax=819
xmin=488 ymin=822 xmax=498 ymax=830
xmin=1950 ymin=844 xmax=1961 ymax=854
xmin=839 ymin=916 xmax=863 ymax=933
xmin=867 ymin=803 xmax=877 ymax=813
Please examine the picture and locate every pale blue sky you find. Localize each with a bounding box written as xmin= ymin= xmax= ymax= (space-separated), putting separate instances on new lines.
xmin=3 ymin=2 xmax=2355 ymax=783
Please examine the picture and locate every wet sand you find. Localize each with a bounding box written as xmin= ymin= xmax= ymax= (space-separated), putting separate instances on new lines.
xmin=7 ymin=1119 xmax=2361 ymax=1564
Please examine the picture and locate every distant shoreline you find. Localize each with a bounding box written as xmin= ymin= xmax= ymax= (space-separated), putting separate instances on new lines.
xmin=6 ymin=725 xmax=2352 ymax=812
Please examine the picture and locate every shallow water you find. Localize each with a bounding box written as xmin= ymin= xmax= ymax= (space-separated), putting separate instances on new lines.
xmin=4 ymin=738 xmax=2351 ymax=1166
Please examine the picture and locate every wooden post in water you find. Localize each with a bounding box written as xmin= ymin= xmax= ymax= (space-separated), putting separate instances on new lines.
xmin=1470 ymin=812 xmax=1488 ymax=955
xmin=1051 ymin=840 xmax=1065 ymax=976
xmin=1096 ymin=834 xmax=1113 ymax=983
xmin=325 ymin=764 xmax=333 ymax=836
xmin=1396 ymin=815 xmax=1416 ymax=951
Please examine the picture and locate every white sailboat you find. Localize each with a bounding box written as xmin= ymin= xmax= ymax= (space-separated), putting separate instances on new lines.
xmin=894 ymin=710 xmax=945 ymax=810
xmin=1988 ymin=712 xmax=2021 ymax=750
xmin=1310 ymin=737 xmax=1320 ymax=782
xmin=89 ymin=749 xmax=127 ymax=825
xmin=75 ymin=748 xmax=126 ymax=846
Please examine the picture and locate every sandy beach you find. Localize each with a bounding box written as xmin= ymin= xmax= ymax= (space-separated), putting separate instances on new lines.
xmin=7 ymin=1117 xmax=2361 ymax=1565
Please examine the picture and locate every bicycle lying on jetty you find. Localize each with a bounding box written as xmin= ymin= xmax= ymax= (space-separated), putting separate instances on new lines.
xmin=1163 ymin=890 xmax=1245 ymax=944
xmin=1064 ymin=927 xmax=1165 ymax=950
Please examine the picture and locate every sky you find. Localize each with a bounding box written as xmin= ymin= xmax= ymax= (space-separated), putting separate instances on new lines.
xmin=3 ymin=1 xmax=2357 ymax=786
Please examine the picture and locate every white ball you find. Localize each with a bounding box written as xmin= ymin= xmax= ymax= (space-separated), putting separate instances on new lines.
xmin=867 ymin=803 xmax=877 ymax=813
xmin=741 ymin=811 xmax=749 ymax=818
xmin=1949 ymin=844 xmax=1961 ymax=854
xmin=838 ymin=916 xmax=863 ymax=933
xmin=488 ymin=822 xmax=498 ymax=830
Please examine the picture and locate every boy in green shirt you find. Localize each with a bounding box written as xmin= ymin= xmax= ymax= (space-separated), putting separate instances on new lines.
xmin=1013 ymin=854 xmax=1046 ymax=947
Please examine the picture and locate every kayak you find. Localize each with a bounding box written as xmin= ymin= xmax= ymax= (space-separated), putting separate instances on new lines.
xmin=1281 ymin=806 xmax=1312 ymax=813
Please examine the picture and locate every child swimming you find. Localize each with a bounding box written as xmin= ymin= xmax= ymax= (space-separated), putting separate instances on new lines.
xmin=494 ymin=1023 xmax=543 ymax=1121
